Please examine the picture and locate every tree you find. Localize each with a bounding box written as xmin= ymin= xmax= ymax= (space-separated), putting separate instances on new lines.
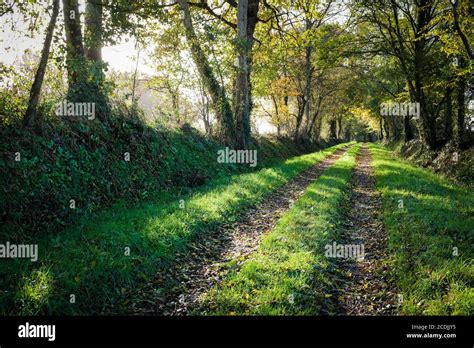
xmin=85 ymin=0 xmax=104 ymax=63
xmin=450 ymin=0 xmax=473 ymax=60
xmin=177 ymin=0 xmax=236 ymax=146
xmin=23 ymin=0 xmax=60 ymax=128
xmin=62 ymin=0 xmax=84 ymax=85
xmin=234 ymin=0 xmax=260 ymax=148
xmin=353 ymin=0 xmax=447 ymax=148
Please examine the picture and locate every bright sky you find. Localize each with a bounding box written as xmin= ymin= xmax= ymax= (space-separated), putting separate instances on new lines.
xmin=1 ymin=24 xmax=152 ymax=76
xmin=102 ymin=41 xmax=155 ymax=76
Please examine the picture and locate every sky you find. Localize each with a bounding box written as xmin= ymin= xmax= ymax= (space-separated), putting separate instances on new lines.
xmin=0 ymin=16 xmax=152 ymax=75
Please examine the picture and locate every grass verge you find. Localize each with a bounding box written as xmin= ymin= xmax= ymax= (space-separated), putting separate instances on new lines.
xmin=0 ymin=142 xmax=351 ymax=315
xmin=201 ymin=144 xmax=360 ymax=315
xmin=369 ymin=143 xmax=474 ymax=315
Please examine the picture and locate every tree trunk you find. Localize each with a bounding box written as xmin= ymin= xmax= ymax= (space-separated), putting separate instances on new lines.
xmin=294 ymin=95 xmax=306 ymax=141
xmin=456 ymin=55 xmax=467 ymax=146
xmin=199 ymin=80 xmax=212 ymax=135
xmin=413 ymin=0 xmax=437 ymax=149
xmin=383 ymin=116 xmax=390 ymax=140
xmin=169 ymin=88 xmax=180 ymax=124
xmin=379 ymin=117 xmax=384 ymax=140
xmin=403 ymin=80 xmax=419 ymax=143
xmin=62 ymin=0 xmax=84 ymax=85
xmin=178 ymin=0 xmax=235 ymax=146
xmin=245 ymin=0 xmax=259 ymax=135
xmin=329 ymin=119 xmax=337 ymax=139
xmin=234 ymin=0 xmax=259 ymax=149
xmin=345 ymin=119 xmax=352 ymax=141
xmin=403 ymin=115 xmax=413 ymax=142
xmin=303 ymin=45 xmax=312 ymax=132
xmin=295 ymin=29 xmax=312 ymax=142
xmin=234 ymin=0 xmax=250 ymax=149
xmin=307 ymin=94 xmax=323 ymax=137
xmin=451 ymin=0 xmax=473 ymax=60
xmin=392 ymin=115 xmax=400 ymax=140
xmin=337 ymin=116 xmax=343 ymax=139
xmin=23 ymin=0 xmax=60 ymax=128
xmin=444 ymin=86 xmax=453 ymax=142
xmin=131 ymin=45 xmax=140 ymax=111
xmin=85 ymin=0 xmax=103 ymax=63
xmin=314 ymin=108 xmax=323 ymax=142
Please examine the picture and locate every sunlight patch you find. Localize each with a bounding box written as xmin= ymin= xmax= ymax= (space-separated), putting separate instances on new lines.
xmin=17 ymin=268 xmax=52 ymax=315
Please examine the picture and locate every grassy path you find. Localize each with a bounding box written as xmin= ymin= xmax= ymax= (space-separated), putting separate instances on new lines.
xmin=140 ymin=145 xmax=352 ymax=315
xmin=201 ymin=145 xmax=360 ymax=315
xmin=197 ymin=143 xmax=472 ymax=316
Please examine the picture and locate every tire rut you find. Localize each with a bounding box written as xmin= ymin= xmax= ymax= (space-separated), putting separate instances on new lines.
xmin=336 ymin=145 xmax=396 ymax=315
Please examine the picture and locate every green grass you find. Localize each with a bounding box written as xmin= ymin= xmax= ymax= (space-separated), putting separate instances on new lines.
xmin=201 ymin=144 xmax=360 ymax=315
xmin=369 ymin=144 xmax=474 ymax=315
xmin=0 ymin=142 xmax=351 ymax=315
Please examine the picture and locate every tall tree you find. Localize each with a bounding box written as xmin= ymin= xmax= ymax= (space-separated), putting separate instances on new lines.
xmin=177 ymin=0 xmax=236 ymax=146
xmin=456 ymin=55 xmax=467 ymax=145
xmin=288 ymin=0 xmax=335 ymax=141
xmin=84 ymin=0 xmax=104 ymax=63
xmin=23 ymin=0 xmax=60 ymax=127
xmin=412 ymin=0 xmax=438 ymax=148
xmin=238 ymin=0 xmax=260 ymax=148
xmin=62 ymin=0 xmax=84 ymax=84
xmin=356 ymin=0 xmax=442 ymax=148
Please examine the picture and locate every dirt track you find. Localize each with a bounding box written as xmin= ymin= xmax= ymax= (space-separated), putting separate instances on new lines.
xmin=135 ymin=146 xmax=352 ymax=315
